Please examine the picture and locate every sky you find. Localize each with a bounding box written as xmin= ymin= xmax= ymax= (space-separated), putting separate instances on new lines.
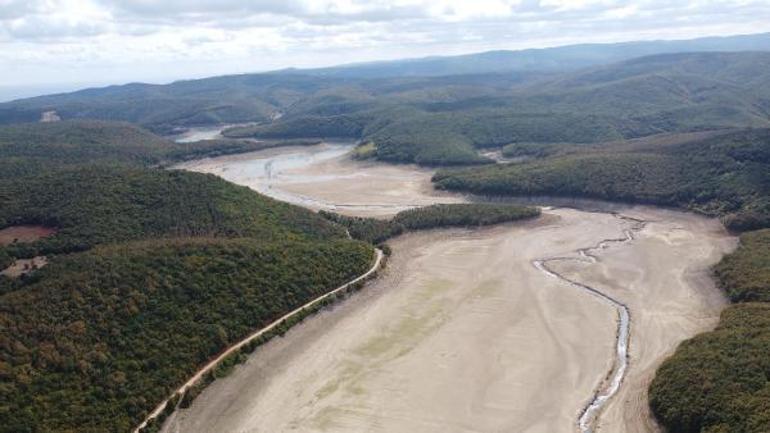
xmin=1 ymin=0 xmax=770 ymax=98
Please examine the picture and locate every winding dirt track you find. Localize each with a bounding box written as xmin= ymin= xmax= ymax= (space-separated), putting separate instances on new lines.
xmin=134 ymin=249 xmax=383 ymax=433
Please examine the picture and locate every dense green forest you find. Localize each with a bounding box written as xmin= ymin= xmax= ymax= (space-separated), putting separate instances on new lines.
xmin=0 ymin=120 xmax=322 ymax=180
xmin=0 ymin=238 xmax=373 ymax=433
xmin=2 ymin=51 xmax=770 ymax=165
xmin=714 ymin=230 xmax=770 ymax=302
xmin=320 ymin=203 xmax=540 ymax=244
xmin=650 ymin=303 xmax=770 ymax=433
xmin=393 ymin=203 xmax=540 ymax=230
xmin=0 ymin=166 xmax=344 ymax=259
xmin=649 ymin=229 xmax=770 ymax=433
xmin=0 ymin=121 xmax=175 ymax=178
xmin=0 ymin=120 xmax=374 ymax=432
xmin=433 ymin=129 xmax=770 ymax=231
xmin=0 ymin=120 xmax=174 ymax=165
xmin=501 ymin=141 xmax=583 ymax=158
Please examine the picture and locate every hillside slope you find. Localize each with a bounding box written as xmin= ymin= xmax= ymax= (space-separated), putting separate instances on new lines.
xmin=0 ymin=120 xmax=180 ymax=178
xmin=0 ymin=74 xmax=344 ymax=133
xmin=0 ymin=166 xmax=345 ymax=258
xmin=434 ymin=128 xmax=770 ymax=230
xmin=0 ymin=122 xmax=373 ymax=432
xmin=0 ymin=238 xmax=372 ymax=433
xmin=0 ymin=120 xmax=174 ymax=164
xmin=2 ymin=50 xmax=770 ymax=165
xmin=0 ymin=120 xmax=295 ymax=179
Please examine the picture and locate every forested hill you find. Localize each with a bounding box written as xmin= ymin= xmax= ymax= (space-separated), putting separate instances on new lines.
xmin=0 ymin=166 xmax=347 ymax=258
xmin=0 ymin=120 xmax=302 ymax=179
xmin=0 ymin=73 xmax=339 ymax=133
xmin=3 ymin=50 xmax=769 ymax=165
xmin=0 ymin=164 xmax=375 ymax=433
xmin=0 ymin=119 xmax=375 ymax=433
xmin=433 ymin=128 xmax=770 ymax=231
xmin=0 ymin=120 xmax=176 ymax=175
xmin=0 ymin=238 xmax=374 ymax=433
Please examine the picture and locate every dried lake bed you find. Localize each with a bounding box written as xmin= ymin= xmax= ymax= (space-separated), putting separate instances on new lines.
xmin=166 ymin=143 xmax=735 ymax=433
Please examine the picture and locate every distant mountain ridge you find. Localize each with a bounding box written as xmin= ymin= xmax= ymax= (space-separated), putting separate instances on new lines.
xmin=246 ymin=51 xmax=770 ymax=164
xmin=1 ymin=32 xmax=768 ymax=130
xmin=1 ymin=35 xmax=769 ymax=166
xmin=298 ymin=32 xmax=770 ymax=78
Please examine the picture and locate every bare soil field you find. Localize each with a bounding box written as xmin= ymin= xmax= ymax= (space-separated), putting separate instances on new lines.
xmin=0 ymin=225 xmax=56 ymax=246
xmin=1 ymin=256 xmax=47 ymax=278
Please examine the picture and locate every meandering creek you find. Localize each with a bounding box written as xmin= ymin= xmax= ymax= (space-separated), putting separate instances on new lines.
xmin=168 ymin=140 xmax=735 ymax=433
xmin=534 ymin=214 xmax=644 ymax=433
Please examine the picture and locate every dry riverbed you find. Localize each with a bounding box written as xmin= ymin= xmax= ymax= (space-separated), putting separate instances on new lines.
xmin=169 ymin=144 xmax=736 ymax=432
xmin=175 ymin=142 xmax=464 ymax=218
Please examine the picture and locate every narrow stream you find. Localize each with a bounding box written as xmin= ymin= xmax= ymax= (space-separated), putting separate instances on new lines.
xmin=533 ymin=214 xmax=645 ymax=433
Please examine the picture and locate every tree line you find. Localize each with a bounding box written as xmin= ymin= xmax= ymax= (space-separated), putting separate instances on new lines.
xmin=320 ymin=203 xmax=540 ymax=245
xmin=649 ymin=229 xmax=770 ymax=433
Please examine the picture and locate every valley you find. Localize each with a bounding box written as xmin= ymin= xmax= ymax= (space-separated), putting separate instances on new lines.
xmin=167 ymin=146 xmax=735 ymax=433
xmin=1 ymin=30 xmax=768 ymax=433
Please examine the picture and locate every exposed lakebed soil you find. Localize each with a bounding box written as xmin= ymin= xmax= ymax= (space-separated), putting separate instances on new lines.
xmin=167 ymin=145 xmax=735 ymax=433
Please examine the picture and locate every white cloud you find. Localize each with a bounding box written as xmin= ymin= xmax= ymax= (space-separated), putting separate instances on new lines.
xmin=0 ymin=0 xmax=769 ymax=87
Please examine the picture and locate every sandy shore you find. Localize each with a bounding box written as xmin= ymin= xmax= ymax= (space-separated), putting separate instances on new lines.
xmin=161 ymin=205 xmax=733 ymax=433
xmin=175 ymin=143 xmax=465 ymax=218
xmin=277 ymin=156 xmax=465 ymax=217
